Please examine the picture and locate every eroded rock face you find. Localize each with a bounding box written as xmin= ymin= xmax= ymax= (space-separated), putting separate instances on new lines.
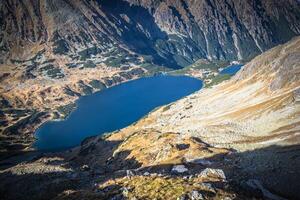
xmin=199 ymin=168 xmax=226 ymax=181
xmin=171 ymin=165 xmax=188 ymax=174
xmin=1 ymin=0 xmax=300 ymax=67
xmin=128 ymin=0 xmax=300 ymax=62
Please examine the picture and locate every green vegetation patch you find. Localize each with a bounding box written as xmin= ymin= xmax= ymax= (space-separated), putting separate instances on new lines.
xmin=53 ymin=39 xmax=69 ymax=55
xmin=140 ymin=62 xmax=170 ymax=76
xmin=88 ymin=80 xmax=106 ymax=90
xmin=78 ymin=81 xmax=94 ymax=95
xmin=10 ymin=49 xmax=45 ymax=64
xmin=40 ymin=64 xmax=64 ymax=79
xmin=78 ymin=46 xmax=101 ymax=61
xmin=46 ymin=68 xmax=65 ymax=79
xmin=170 ymin=59 xmax=229 ymax=76
xmin=41 ymin=59 xmax=55 ymax=65
xmin=205 ymin=74 xmax=231 ymax=88
xmin=63 ymin=87 xmax=80 ymax=97
xmin=104 ymin=56 xmax=127 ymax=68
xmin=66 ymin=63 xmax=78 ymax=68
xmin=101 ymin=175 xmax=225 ymax=200
xmin=3 ymin=111 xmax=46 ymax=135
xmin=3 ymin=109 xmax=32 ymax=118
xmin=57 ymin=103 xmax=77 ymax=118
xmin=0 ymin=99 xmax=11 ymax=109
xmin=83 ymin=60 xmax=97 ymax=68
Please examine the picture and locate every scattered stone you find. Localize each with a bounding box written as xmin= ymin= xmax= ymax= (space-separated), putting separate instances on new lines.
xmin=150 ymin=173 xmax=158 ymax=177
xmin=143 ymin=171 xmax=150 ymax=176
xmin=126 ymin=169 xmax=135 ymax=178
xmin=199 ymin=168 xmax=226 ymax=180
xmin=122 ymin=187 xmax=129 ymax=197
xmin=189 ymin=190 xmax=204 ymax=200
xmin=176 ymin=143 xmax=190 ymax=150
xmin=171 ymin=165 xmax=188 ymax=174
xmin=185 ymin=105 xmax=193 ymax=110
xmin=177 ymin=194 xmax=188 ymax=200
xmin=80 ymin=164 xmax=90 ymax=171
xmin=198 ymin=182 xmax=216 ymax=193
xmin=293 ymin=88 xmax=300 ymax=102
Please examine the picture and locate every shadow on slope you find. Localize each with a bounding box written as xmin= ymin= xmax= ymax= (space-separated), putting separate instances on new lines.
xmin=95 ymin=143 xmax=300 ymax=199
xmin=1 ymin=136 xmax=300 ymax=200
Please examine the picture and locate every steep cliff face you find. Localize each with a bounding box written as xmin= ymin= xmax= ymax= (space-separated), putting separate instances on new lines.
xmin=129 ymin=0 xmax=300 ymax=62
xmin=1 ymin=0 xmax=300 ymax=67
xmin=0 ymin=0 xmax=177 ymax=68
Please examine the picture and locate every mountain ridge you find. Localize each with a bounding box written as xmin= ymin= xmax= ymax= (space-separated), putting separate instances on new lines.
xmin=1 ymin=0 xmax=300 ymax=66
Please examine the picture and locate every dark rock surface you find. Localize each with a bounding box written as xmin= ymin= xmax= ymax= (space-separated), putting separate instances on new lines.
xmin=1 ymin=0 xmax=300 ymax=68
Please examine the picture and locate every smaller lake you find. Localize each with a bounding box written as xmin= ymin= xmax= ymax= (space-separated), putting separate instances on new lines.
xmin=34 ymin=75 xmax=202 ymax=151
xmin=220 ymin=64 xmax=243 ymax=75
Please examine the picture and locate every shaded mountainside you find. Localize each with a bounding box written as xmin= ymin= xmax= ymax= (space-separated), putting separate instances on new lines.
xmin=1 ymin=37 xmax=299 ymax=200
xmin=1 ymin=0 xmax=300 ymax=67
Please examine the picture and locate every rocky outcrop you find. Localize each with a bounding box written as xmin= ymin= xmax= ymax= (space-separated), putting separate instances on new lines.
xmin=129 ymin=0 xmax=300 ymax=62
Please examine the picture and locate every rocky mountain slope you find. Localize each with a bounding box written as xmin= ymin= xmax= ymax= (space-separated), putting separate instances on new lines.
xmin=75 ymin=36 xmax=300 ymax=199
xmin=96 ymin=36 xmax=300 ymax=197
xmin=1 ymin=36 xmax=299 ymax=200
xmin=1 ymin=1 xmax=300 ymax=198
xmin=1 ymin=0 xmax=300 ymax=66
xmin=1 ymin=0 xmax=300 ymax=153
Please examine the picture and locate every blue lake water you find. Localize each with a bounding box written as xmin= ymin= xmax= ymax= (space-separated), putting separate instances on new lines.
xmin=220 ymin=64 xmax=243 ymax=75
xmin=34 ymin=75 xmax=202 ymax=151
